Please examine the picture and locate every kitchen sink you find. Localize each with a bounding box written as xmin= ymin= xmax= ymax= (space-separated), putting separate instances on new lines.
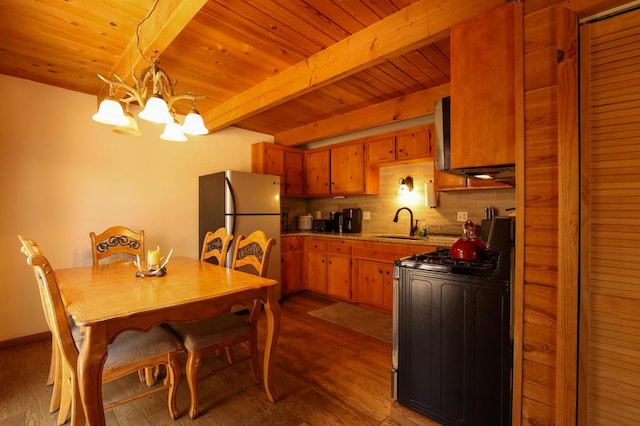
xmin=374 ymin=235 xmax=423 ymax=240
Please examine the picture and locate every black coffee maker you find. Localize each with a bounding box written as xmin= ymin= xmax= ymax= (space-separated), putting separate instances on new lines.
xmin=328 ymin=211 xmax=342 ymax=232
xmin=342 ymin=208 xmax=363 ymax=233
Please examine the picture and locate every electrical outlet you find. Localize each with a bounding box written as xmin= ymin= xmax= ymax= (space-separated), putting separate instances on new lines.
xmin=363 ymin=211 xmax=371 ymax=220
xmin=457 ymin=211 xmax=468 ymax=222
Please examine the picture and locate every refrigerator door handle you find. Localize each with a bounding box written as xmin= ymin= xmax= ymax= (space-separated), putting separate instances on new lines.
xmin=225 ymin=177 xmax=237 ymax=235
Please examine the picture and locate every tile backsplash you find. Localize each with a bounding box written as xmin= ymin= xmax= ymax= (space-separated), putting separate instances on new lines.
xmin=281 ymin=162 xmax=515 ymax=235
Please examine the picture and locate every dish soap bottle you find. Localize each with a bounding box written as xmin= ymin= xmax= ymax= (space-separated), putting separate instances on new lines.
xmin=418 ymin=221 xmax=428 ymax=238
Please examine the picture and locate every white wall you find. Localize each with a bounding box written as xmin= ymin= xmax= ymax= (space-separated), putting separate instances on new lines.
xmin=0 ymin=75 xmax=273 ymax=342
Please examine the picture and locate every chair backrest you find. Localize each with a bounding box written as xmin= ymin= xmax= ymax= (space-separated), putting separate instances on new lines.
xmin=19 ymin=240 xmax=79 ymax=373
xmin=200 ymin=228 xmax=233 ymax=266
xmin=231 ymin=230 xmax=276 ymax=277
xmin=18 ymin=234 xmax=42 ymax=257
xmin=18 ymin=235 xmax=57 ymax=334
xmin=89 ymin=226 xmax=144 ymax=265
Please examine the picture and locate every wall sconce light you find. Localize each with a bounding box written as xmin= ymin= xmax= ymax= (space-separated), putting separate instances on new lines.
xmin=398 ymin=176 xmax=414 ymax=194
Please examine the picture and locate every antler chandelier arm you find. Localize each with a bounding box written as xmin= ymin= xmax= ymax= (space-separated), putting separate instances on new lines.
xmin=97 ymin=73 xmax=146 ymax=108
xmin=167 ymin=93 xmax=204 ymax=110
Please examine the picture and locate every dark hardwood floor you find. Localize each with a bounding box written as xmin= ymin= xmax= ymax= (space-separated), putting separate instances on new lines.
xmin=0 ymin=292 xmax=438 ymax=425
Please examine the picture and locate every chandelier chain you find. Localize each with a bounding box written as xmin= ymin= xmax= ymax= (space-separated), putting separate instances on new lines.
xmin=136 ymin=0 xmax=161 ymax=65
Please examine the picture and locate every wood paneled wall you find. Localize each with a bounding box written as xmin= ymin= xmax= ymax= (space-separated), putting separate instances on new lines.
xmin=517 ymin=4 xmax=562 ymax=426
xmin=517 ymin=2 xmax=582 ymax=425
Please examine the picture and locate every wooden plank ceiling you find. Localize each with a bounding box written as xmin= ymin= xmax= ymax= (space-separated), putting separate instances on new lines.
xmin=0 ymin=0 xmax=508 ymax=145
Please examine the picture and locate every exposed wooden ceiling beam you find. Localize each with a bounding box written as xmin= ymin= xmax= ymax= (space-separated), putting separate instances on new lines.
xmin=203 ymin=0 xmax=504 ymax=133
xmin=97 ymin=0 xmax=207 ymax=102
xmin=274 ymin=84 xmax=451 ymax=146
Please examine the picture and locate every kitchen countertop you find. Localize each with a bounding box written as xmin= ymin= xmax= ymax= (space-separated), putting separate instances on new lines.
xmin=281 ymin=231 xmax=458 ymax=248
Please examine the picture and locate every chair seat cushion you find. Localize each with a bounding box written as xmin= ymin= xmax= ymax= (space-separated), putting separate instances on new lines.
xmin=166 ymin=313 xmax=250 ymax=352
xmin=76 ymin=327 xmax=182 ymax=371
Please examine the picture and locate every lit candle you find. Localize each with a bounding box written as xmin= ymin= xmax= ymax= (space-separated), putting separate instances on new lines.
xmin=147 ymin=249 xmax=161 ymax=268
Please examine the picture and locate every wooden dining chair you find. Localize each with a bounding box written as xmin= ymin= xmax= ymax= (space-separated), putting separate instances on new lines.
xmin=18 ymin=236 xmax=66 ymax=420
xmin=89 ymin=226 xmax=159 ymax=385
xmin=166 ymin=230 xmax=276 ymax=419
xmin=200 ymin=227 xmax=233 ymax=266
xmin=19 ymin=236 xmax=183 ymax=424
xmin=89 ymin=225 xmax=144 ymax=265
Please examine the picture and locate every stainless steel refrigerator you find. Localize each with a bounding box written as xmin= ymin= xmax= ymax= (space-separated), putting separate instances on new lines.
xmin=199 ymin=170 xmax=281 ymax=295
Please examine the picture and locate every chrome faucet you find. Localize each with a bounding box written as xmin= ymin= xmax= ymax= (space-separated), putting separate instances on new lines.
xmin=393 ymin=207 xmax=417 ymax=236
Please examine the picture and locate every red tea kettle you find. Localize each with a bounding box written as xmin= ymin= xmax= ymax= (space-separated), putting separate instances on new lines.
xmin=450 ymin=220 xmax=487 ymax=261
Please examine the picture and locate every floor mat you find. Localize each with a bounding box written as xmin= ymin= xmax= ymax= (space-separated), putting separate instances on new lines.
xmin=308 ymin=302 xmax=391 ymax=343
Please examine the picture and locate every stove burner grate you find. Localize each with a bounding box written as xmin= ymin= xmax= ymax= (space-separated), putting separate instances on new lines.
xmin=398 ymin=249 xmax=500 ymax=277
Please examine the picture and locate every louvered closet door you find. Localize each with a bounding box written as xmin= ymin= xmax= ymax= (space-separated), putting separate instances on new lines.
xmin=579 ymin=7 xmax=640 ymax=425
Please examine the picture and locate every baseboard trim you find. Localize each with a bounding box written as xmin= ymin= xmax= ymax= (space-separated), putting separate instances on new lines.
xmin=0 ymin=331 xmax=50 ymax=349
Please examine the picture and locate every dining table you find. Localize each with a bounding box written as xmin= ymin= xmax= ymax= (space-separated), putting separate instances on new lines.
xmin=55 ymin=256 xmax=281 ymax=426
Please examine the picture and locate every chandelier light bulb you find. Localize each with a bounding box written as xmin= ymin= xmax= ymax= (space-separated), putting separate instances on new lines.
xmin=160 ymin=119 xmax=187 ymax=142
xmin=139 ymin=94 xmax=172 ymax=124
xmin=92 ymin=96 xmax=128 ymax=126
xmin=182 ymin=110 xmax=209 ymax=135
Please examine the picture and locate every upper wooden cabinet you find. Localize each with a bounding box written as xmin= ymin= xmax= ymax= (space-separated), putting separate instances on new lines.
xmin=304 ymin=140 xmax=378 ymax=197
xmin=283 ymin=150 xmax=304 ymax=196
xmin=367 ymin=134 xmax=396 ymax=163
xmin=396 ymin=125 xmax=434 ymax=160
xmin=251 ymin=142 xmax=304 ymax=197
xmin=449 ymin=2 xmax=521 ymax=169
xmin=330 ymin=142 xmax=365 ymax=194
xmin=304 ymin=149 xmax=331 ymax=196
xmin=367 ymin=125 xmax=434 ymax=165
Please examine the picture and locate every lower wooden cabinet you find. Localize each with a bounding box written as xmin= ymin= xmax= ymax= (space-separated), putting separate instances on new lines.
xmin=304 ymin=238 xmax=353 ymax=301
xmin=304 ymin=238 xmax=328 ymax=294
xmin=353 ymin=241 xmax=436 ymax=312
xmin=357 ymin=260 xmax=393 ymax=311
xmin=281 ymin=236 xmax=303 ymax=296
xmin=300 ymin=237 xmax=437 ymax=311
xmin=326 ymin=242 xmax=352 ymax=300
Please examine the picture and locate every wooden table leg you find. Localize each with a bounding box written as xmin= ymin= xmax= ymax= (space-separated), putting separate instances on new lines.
xmin=262 ymin=287 xmax=281 ymax=402
xmin=77 ymin=325 xmax=108 ymax=426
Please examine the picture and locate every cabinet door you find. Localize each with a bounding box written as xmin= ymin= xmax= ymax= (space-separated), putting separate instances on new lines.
xmin=330 ymin=142 xmax=365 ymax=194
xmin=284 ymin=150 xmax=304 ymax=196
xmin=304 ymin=149 xmax=331 ymax=196
xmin=264 ymin=144 xmax=285 ymax=176
xmin=251 ymin=142 xmax=284 ymax=175
xmin=450 ymin=2 xmax=519 ymax=169
xmin=281 ymin=236 xmax=303 ymax=295
xmin=381 ymin=263 xmax=394 ymax=312
xmin=367 ymin=135 xmax=396 ymax=164
xmin=358 ymin=259 xmax=385 ymax=309
xmin=396 ymin=125 xmax=433 ymax=160
xmin=327 ymin=253 xmax=351 ymax=301
xmin=304 ymin=239 xmax=327 ymax=294
xmin=281 ymin=249 xmax=302 ymax=295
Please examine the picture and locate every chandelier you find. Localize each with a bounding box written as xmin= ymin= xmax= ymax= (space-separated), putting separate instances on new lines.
xmin=92 ymin=2 xmax=208 ymax=140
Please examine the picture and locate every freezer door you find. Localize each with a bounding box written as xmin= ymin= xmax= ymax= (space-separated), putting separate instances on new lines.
xmin=225 ymin=170 xmax=280 ymax=214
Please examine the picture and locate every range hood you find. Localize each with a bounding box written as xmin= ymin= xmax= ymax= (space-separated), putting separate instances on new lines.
xmin=434 ymin=97 xmax=515 ymax=182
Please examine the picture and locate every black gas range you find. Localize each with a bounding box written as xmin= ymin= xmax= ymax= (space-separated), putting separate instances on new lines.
xmin=392 ymin=217 xmax=513 ymax=426
xmin=395 ymin=248 xmax=502 ymax=278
